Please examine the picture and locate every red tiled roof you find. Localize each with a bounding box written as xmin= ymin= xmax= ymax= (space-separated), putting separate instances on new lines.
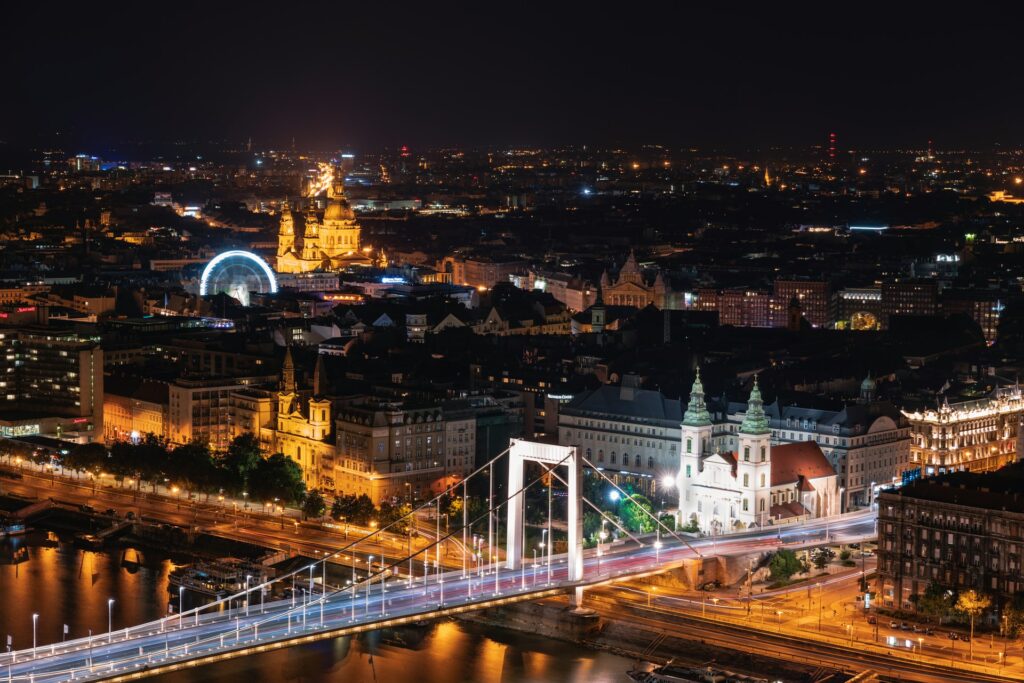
xmin=771 ymin=441 xmax=834 ymax=487
xmin=771 ymin=501 xmax=810 ymax=519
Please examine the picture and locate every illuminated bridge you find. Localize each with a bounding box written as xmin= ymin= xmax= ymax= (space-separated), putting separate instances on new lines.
xmin=2 ymin=441 xmax=876 ymax=682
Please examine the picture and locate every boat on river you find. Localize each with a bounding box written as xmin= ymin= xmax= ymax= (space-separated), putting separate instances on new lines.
xmin=627 ymin=661 xmax=769 ymax=683
xmin=168 ymin=557 xmax=266 ymax=597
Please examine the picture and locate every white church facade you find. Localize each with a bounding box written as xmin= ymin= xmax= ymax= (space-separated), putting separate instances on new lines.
xmin=676 ymin=373 xmax=840 ymax=532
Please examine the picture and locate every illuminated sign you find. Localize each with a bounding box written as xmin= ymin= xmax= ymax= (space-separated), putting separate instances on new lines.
xmin=381 ymin=277 xmax=406 ymax=284
xmin=0 ymin=424 xmax=40 ymax=437
xmin=849 ymin=225 xmax=889 ymax=232
xmin=935 ymin=254 xmax=960 ymax=263
xmin=16 ymin=307 xmax=36 ymax=313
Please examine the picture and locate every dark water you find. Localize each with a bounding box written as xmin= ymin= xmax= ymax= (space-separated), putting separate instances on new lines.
xmin=0 ymin=533 xmax=631 ymax=682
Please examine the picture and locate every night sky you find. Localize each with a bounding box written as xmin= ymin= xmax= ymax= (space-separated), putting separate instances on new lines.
xmin=3 ymin=2 xmax=1022 ymax=151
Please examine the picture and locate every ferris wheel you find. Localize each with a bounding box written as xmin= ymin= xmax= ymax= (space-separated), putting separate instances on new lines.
xmin=199 ymin=250 xmax=278 ymax=307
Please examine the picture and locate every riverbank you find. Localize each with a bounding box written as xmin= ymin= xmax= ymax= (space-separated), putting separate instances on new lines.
xmin=460 ymin=599 xmax=839 ymax=682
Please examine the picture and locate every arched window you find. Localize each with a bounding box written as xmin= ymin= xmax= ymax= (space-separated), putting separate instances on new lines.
xmin=598 ymin=450 xmax=604 ymax=462
xmin=759 ymin=473 xmax=766 ymax=487
xmin=759 ymin=498 xmax=765 ymax=512
xmin=648 ymin=456 xmax=654 ymax=469
xmin=610 ymin=452 xmax=617 ymax=464
xmin=586 ymin=448 xmax=592 ymax=459
xmin=635 ymin=454 xmax=641 ymax=468
xmin=743 ymin=498 xmax=749 ymax=511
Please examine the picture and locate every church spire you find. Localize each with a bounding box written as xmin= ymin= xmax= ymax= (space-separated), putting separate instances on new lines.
xmin=281 ymin=345 xmax=295 ymax=393
xmin=313 ymin=353 xmax=326 ymax=397
xmin=683 ymin=368 xmax=712 ymax=427
xmin=740 ymin=375 xmax=770 ymax=435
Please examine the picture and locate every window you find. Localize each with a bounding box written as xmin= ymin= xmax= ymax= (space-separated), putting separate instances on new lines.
xmin=743 ymin=446 xmax=750 ymax=462
xmin=611 ymin=452 xmax=617 ymax=464
xmin=760 ymin=446 xmax=766 ymax=462
xmin=648 ymin=456 xmax=654 ymax=469
xmin=743 ymin=498 xmax=749 ymax=511
xmin=760 ymin=499 xmax=765 ymax=512
xmin=743 ymin=473 xmax=749 ymax=487
xmin=635 ymin=454 xmax=641 ymax=468
xmin=598 ymin=450 xmax=604 ymax=462
xmin=686 ymin=438 xmax=692 ymax=454
xmin=685 ymin=464 xmax=691 ymax=478
xmin=759 ymin=473 xmax=765 ymax=487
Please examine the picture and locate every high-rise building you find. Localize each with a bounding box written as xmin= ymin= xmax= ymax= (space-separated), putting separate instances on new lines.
xmin=881 ymin=280 xmax=939 ymax=324
xmin=773 ymin=279 xmax=831 ymax=328
xmin=0 ymin=328 xmax=104 ymax=442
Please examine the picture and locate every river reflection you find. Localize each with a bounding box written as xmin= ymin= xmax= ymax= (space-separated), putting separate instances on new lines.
xmin=0 ymin=533 xmax=630 ymax=682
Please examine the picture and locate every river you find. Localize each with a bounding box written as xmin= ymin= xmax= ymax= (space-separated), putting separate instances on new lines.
xmin=0 ymin=533 xmax=633 ymax=682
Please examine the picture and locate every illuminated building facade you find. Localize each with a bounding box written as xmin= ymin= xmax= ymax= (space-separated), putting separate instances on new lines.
xmin=274 ymin=349 xmax=336 ymax=490
xmin=558 ymin=375 xmax=683 ymax=497
xmin=0 ymin=329 xmax=104 ymax=442
xmin=599 ymin=251 xmax=668 ymax=309
xmin=903 ymin=386 xmax=1024 ymax=476
xmin=679 ymin=376 xmax=840 ymax=532
xmin=333 ymin=399 xmax=450 ymax=505
xmin=773 ymin=279 xmax=830 ymax=328
xmin=277 ymin=168 xmax=368 ymax=273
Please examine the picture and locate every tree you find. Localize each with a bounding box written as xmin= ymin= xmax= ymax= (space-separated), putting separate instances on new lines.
xmin=955 ymin=589 xmax=991 ymax=658
xmin=917 ymin=581 xmax=954 ymax=623
xmin=811 ymin=547 xmax=835 ymax=570
xmin=619 ymin=494 xmax=656 ymax=533
xmin=222 ymin=434 xmax=263 ymax=492
xmin=249 ymin=453 xmax=306 ymax=505
xmin=1004 ymin=594 xmax=1024 ymax=639
xmin=65 ymin=442 xmax=107 ymax=475
xmin=378 ymin=501 xmax=412 ymax=535
xmin=302 ymin=489 xmax=326 ymax=519
xmin=769 ymin=549 xmax=803 ymax=583
xmin=169 ymin=442 xmax=218 ymax=496
xmin=331 ymin=493 xmax=375 ymax=526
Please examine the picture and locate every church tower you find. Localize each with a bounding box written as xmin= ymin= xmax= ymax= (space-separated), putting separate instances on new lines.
xmin=680 ymin=369 xmax=713 ymax=477
xmin=679 ymin=369 xmax=714 ymax=521
xmin=591 ymin=283 xmax=606 ymax=333
xmin=277 ymin=201 xmax=296 ymax=257
xmin=308 ymin=353 xmax=332 ymax=442
xmin=736 ymin=377 xmax=772 ymax=526
xmin=278 ymin=346 xmax=297 ymax=417
xmin=301 ymin=203 xmax=321 ymax=262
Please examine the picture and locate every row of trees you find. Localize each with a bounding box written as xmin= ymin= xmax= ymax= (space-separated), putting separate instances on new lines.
xmin=64 ymin=433 xmax=307 ymax=506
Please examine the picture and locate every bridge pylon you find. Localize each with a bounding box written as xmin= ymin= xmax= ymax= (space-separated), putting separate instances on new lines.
xmin=506 ymin=439 xmax=583 ymax=603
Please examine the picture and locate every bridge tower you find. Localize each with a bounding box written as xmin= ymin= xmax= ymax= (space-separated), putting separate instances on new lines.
xmin=505 ymin=439 xmax=584 ymax=604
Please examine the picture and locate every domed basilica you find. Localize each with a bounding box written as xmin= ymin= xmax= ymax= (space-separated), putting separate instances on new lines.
xmin=276 ymin=170 xmax=373 ymax=273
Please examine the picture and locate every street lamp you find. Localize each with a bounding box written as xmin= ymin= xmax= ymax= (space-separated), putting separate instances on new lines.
xmin=107 ymin=599 xmax=115 ymax=643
